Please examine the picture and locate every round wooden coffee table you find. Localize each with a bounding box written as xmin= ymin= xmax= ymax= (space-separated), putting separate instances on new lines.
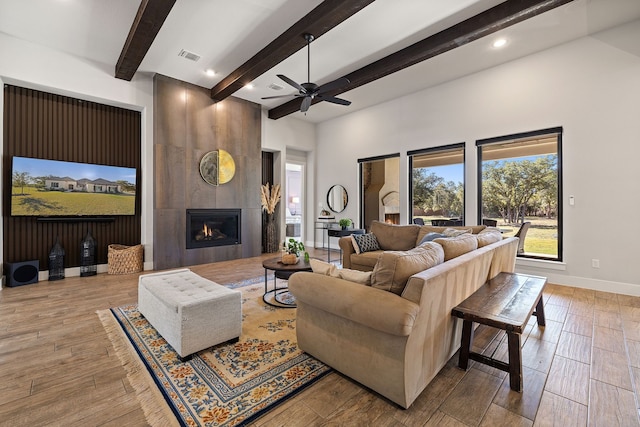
xmin=262 ymin=257 xmax=313 ymax=308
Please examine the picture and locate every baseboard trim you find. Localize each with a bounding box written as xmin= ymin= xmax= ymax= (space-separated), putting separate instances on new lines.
xmin=515 ymin=266 xmax=640 ymax=296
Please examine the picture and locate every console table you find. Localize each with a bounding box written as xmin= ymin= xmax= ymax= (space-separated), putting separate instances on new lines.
xmin=314 ymin=220 xmax=337 ymax=249
xmin=451 ymin=272 xmax=547 ymax=392
xmin=326 ymin=228 xmax=365 ymax=263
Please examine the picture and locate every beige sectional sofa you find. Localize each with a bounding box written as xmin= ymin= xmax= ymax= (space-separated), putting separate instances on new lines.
xmin=339 ymin=220 xmax=488 ymax=271
xmin=289 ymin=221 xmax=518 ymax=409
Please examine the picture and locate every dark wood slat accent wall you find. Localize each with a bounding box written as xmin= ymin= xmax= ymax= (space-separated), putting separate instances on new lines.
xmin=2 ymin=85 xmax=142 ymax=270
xmin=262 ymin=151 xmax=274 ymax=186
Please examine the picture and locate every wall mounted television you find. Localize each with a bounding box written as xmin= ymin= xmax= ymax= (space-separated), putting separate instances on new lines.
xmin=11 ymin=156 xmax=137 ymax=217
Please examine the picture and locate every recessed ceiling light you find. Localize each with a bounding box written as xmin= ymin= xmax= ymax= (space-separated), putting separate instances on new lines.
xmin=492 ymin=38 xmax=507 ymax=49
xmin=205 ymin=69 xmax=215 ymax=77
xmin=244 ymin=84 xmax=254 ymax=90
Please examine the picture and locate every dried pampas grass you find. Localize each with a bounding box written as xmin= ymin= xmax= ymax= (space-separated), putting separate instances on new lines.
xmin=261 ymin=183 xmax=281 ymax=214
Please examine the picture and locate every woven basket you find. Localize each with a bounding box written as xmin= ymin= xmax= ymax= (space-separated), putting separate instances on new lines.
xmin=108 ymin=244 xmax=143 ymax=275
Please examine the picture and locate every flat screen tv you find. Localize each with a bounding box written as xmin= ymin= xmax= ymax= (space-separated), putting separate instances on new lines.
xmin=11 ymin=156 xmax=137 ymax=217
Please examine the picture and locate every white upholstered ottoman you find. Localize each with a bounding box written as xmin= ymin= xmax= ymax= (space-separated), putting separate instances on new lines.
xmin=138 ymin=268 xmax=242 ymax=359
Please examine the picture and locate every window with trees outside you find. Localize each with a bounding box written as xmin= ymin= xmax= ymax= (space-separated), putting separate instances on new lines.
xmin=409 ymin=143 xmax=465 ymax=225
xmin=477 ymin=127 xmax=562 ymax=261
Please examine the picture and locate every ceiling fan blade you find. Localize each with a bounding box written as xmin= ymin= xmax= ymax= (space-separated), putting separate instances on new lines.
xmin=277 ymin=74 xmax=306 ymax=93
xmin=318 ymin=95 xmax=351 ymax=106
xmin=300 ymin=96 xmax=312 ymax=113
xmin=261 ymin=94 xmax=297 ymax=100
xmin=317 ymin=77 xmax=350 ymax=95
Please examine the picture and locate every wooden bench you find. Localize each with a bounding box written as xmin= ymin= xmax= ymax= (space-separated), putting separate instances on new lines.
xmin=451 ymin=272 xmax=547 ymax=392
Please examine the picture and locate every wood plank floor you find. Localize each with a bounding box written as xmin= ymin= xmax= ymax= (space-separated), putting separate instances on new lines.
xmin=1 ymin=248 xmax=639 ymax=426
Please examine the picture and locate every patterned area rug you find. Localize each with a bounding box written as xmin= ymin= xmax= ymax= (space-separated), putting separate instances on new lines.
xmin=97 ymin=277 xmax=331 ymax=426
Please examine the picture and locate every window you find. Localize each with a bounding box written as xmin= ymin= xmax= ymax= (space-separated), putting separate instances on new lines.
xmin=408 ymin=144 xmax=465 ymax=225
xmin=358 ymin=154 xmax=400 ymax=230
xmin=477 ymin=127 xmax=562 ymax=261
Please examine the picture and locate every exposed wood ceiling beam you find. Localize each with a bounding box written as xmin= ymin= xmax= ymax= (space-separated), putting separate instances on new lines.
xmin=115 ymin=0 xmax=176 ymax=81
xmin=210 ymin=0 xmax=376 ymax=102
xmin=268 ymin=0 xmax=573 ymax=120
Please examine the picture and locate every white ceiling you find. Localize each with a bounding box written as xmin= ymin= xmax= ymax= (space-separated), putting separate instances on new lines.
xmin=1 ymin=0 xmax=639 ymax=123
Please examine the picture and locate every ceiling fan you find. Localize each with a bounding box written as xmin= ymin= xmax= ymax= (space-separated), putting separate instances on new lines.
xmin=262 ymin=33 xmax=351 ymax=113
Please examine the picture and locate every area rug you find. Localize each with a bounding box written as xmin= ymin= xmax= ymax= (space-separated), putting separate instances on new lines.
xmin=97 ymin=277 xmax=331 ymax=427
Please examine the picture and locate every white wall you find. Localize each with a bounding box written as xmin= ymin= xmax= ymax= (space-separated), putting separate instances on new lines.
xmin=0 ymin=32 xmax=155 ymax=274
xmin=316 ymin=26 xmax=640 ymax=295
xmin=262 ymin=113 xmax=316 ymax=248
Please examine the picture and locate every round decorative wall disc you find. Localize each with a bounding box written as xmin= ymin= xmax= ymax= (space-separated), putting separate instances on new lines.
xmin=199 ymin=149 xmax=235 ymax=186
xmin=218 ymin=149 xmax=236 ymax=184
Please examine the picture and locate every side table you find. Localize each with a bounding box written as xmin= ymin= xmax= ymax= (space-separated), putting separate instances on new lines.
xmin=327 ymin=228 xmax=365 ymax=263
xmin=262 ymin=257 xmax=314 ymax=308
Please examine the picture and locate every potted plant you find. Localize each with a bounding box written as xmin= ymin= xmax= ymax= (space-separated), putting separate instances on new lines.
xmin=339 ymin=218 xmax=352 ymax=230
xmin=282 ymin=238 xmax=305 ymax=264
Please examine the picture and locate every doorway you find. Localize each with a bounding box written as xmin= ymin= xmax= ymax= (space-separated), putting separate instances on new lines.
xmin=285 ymin=162 xmax=304 ymax=242
xmin=359 ymin=154 xmax=400 ymax=230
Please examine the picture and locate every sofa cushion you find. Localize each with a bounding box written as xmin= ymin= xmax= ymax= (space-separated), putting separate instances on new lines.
xmin=415 ymin=225 xmax=486 ymax=246
xmin=371 ymin=242 xmax=444 ymax=295
xmin=370 ymin=220 xmax=420 ymax=251
xmin=477 ymin=227 xmax=503 ymax=247
xmin=351 ymin=233 xmax=381 ymax=254
xmin=433 ymin=233 xmax=478 ymax=261
xmin=310 ymin=259 xmax=372 ymax=285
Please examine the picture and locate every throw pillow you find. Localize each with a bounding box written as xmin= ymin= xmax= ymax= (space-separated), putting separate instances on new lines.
xmin=433 ymin=233 xmax=478 ymax=261
xmin=442 ymin=227 xmax=472 ymax=237
xmin=371 ymin=242 xmax=444 ymax=295
xmin=310 ymin=258 xmax=337 ymax=276
xmin=418 ymin=232 xmax=447 ymax=245
xmin=309 ymin=259 xmax=371 ymax=285
xmin=477 ymin=228 xmax=503 ymax=247
xmin=351 ymin=233 xmax=381 ymax=254
xmin=335 ymin=268 xmax=372 ymax=285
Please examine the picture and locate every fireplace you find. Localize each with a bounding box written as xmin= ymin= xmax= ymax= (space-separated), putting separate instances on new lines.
xmin=186 ymin=209 xmax=241 ymax=249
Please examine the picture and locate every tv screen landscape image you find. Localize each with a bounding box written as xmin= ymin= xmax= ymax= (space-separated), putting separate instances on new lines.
xmin=11 ymin=156 xmax=137 ymax=217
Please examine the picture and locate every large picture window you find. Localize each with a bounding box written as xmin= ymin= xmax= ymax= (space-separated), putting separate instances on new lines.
xmin=477 ymin=128 xmax=562 ymax=261
xmin=408 ymin=143 xmax=465 ymax=226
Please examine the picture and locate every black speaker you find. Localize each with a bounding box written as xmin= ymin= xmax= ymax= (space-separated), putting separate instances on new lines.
xmin=5 ymin=260 xmax=40 ymax=287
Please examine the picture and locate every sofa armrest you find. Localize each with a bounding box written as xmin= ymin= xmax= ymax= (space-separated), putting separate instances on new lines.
xmin=289 ymin=272 xmax=419 ymax=336
xmin=338 ymin=237 xmax=356 ymax=269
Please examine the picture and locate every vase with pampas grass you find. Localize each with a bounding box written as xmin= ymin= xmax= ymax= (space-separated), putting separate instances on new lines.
xmin=261 ymin=183 xmax=281 ymax=253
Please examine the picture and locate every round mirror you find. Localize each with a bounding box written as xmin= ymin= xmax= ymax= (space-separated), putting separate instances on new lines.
xmin=327 ymin=185 xmax=348 ymax=213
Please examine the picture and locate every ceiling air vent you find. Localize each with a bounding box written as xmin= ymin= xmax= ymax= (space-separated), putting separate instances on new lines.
xmin=268 ymin=83 xmax=284 ymax=91
xmin=178 ymin=49 xmax=201 ymax=62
